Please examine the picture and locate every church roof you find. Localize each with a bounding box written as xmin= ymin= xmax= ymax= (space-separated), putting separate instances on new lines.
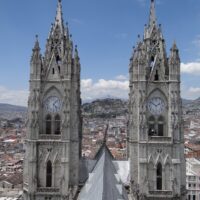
xmin=78 ymin=144 xmax=129 ymax=200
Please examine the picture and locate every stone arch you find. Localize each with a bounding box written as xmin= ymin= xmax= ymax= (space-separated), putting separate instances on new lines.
xmin=148 ymin=88 xmax=167 ymax=102
xmin=42 ymin=86 xmax=62 ymax=102
xmin=155 ymin=154 xmax=163 ymax=167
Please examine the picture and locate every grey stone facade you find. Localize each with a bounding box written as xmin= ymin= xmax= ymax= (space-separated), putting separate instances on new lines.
xmin=128 ymin=0 xmax=186 ymax=199
xmin=23 ymin=0 xmax=81 ymax=199
xmin=23 ymin=0 xmax=186 ymax=200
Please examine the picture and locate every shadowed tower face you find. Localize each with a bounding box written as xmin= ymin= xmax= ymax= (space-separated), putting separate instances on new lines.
xmin=128 ymin=0 xmax=186 ymax=199
xmin=23 ymin=0 xmax=82 ymax=199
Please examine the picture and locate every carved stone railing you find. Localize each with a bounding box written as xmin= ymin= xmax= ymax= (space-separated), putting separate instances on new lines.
xmin=149 ymin=190 xmax=172 ymax=196
xmin=149 ymin=136 xmax=172 ymax=143
xmin=37 ymin=187 xmax=59 ymax=193
xmin=39 ymin=134 xmax=61 ymax=140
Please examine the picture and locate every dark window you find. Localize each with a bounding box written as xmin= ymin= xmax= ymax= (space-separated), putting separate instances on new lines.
xmin=52 ymin=68 xmax=55 ymax=74
xmin=54 ymin=115 xmax=61 ymax=135
xmin=150 ymin=56 xmax=155 ymax=69
xmin=158 ymin=116 xmax=164 ymax=136
xmin=46 ymin=161 xmax=52 ymax=187
xmin=157 ymin=163 xmax=162 ymax=190
xmin=46 ymin=115 xmax=52 ymax=135
xmin=188 ymin=195 xmax=190 ymax=200
xmin=155 ymin=70 xmax=159 ymax=81
xmin=56 ymin=55 xmax=60 ymax=63
xmin=148 ymin=116 xmax=156 ymax=136
xmin=193 ymin=195 xmax=196 ymax=200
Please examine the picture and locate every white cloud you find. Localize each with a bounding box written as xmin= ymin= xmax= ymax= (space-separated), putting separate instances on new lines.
xmin=115 ymin=75 xmax=128 ymax=81
xmin=0 ymin=86 xmax=28 ymax=106
xmin=189 ymin=87 xmax=200 ymax=96
xmin=181 ymin=62 xmax=200 ymax=75
xmin=81 ymin=78 xmax=129 ymax=102
xmin=0 ymin=77 xmax=129 ymax=106
xmin=192 ymin=35 xmax=200 ymax=48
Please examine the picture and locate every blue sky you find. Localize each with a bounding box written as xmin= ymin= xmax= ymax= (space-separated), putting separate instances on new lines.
xmin=0 ymin=0 xmax=200 ymax=105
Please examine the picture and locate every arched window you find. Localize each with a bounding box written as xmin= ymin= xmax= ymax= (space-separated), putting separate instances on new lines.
xmin=46 ymin=115 xmax=52 ymax=135
xmin=148 ymin=116 xmax=156 ymax=136
xmin=155 ymin=70 xmax=159 ymax=81
xmin=150 ymin=56 xmax=155 ymax=69
xmin=157 ymin=163 xmax=162 ymax=190
xmin=158 ymin=116 xmax=164 ymax=136
xmin=54 ymin=115 xmax=61 ymax=135
xmin=46 ymin=161 xmax=52 ymax=187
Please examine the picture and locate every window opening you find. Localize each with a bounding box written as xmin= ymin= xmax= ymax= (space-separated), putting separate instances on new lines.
xmin=46 ymin=161 xmax=52 ymax=187
xmin=46 ymin=115 xmax=52 ymax=135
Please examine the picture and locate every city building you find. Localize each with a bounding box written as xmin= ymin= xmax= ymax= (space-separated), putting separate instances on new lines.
xmin=186 ymin=158 xmax=200 ymax=200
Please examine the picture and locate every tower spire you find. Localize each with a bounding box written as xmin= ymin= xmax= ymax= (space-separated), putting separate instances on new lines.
xmin=149 ymin=0 xmax=157 ymax=28
xmin=55 ymin=0 xmax=64 ymax=29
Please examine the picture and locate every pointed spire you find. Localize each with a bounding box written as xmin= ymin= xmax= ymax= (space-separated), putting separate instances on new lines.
xmin=55 ymin=0 xmax=64 ymax=30
xmin=171 ymin=41 xmax=178 ymax=51
xmin=33 ymin=35 xmax=40 ymax=51
xmin=149 ymin=0 xmax=157 ymax=28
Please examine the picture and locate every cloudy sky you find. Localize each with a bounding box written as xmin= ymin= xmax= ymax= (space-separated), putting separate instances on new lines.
xmin=0 ymin=0 xmax=200 ymax=106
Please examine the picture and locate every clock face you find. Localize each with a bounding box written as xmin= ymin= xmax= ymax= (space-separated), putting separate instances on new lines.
xmin=44 ymin=96 xmax=62 ymax=113
xmin=147 ymin=97 xmax=165 ymax=115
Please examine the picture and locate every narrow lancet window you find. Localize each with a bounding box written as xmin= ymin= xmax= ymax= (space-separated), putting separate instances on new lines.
xmin=46 ymin=161 xmax=52 ymax=187
xmin=148 ymin=116 xmax=156 ymax=136
xmin=157 ymin=163 xmax=162 ymax=190
xmin=46 ymin=115 xmax=52 ymax=135
xmin=54 ymin=115 xmax=61 ymax=135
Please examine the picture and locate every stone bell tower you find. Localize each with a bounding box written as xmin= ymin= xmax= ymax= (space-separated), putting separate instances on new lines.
xmin=23 ymin=0 xmax=81 ymax=199
xmin=128 ymin=0 xmax=186 ymax=199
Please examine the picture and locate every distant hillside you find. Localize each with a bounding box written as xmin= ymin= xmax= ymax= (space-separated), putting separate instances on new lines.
xmin=82 ymin=98 xmax=128 ymax=118
xmin=0 ymin=96 xmax=198 ymax=120
xmin=182 ymin=97 xmax=200 ymax=114
xmin=0 ymin=104 xmax=27 ymax=121
xmin=82 ymin=97 xmax=200 ymax=118
xmin=0 ymin=104 xmax=27 ymax=112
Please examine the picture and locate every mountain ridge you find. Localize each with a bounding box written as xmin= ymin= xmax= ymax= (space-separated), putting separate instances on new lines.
xmin=0 ymin=97 xmax=198 ymax=119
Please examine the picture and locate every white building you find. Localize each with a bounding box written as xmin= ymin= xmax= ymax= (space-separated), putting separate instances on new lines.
xmin=186 ymin=158 xmax=200 ymax=200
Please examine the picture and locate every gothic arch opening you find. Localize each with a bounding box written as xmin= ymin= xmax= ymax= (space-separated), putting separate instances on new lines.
xmin=158 ymin=116 xmax=164 ymax=136
xmin=46 ymin=161 xmax=52 ymax=187
xmin=155 ymin=70 xmax=159 ymax=81
xmin=157 ymin=163 xmax=162 ymax=190
xmin=54 ymin=114 xmax=61 ymax=135
xmin=46 ymin=115 xmax=52 ymax=135
xmin=148 ymin=116 xmax=156 ymax=136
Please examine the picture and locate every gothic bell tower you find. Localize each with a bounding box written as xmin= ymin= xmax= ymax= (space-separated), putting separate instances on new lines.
xmin=128 ymin=0 xmax=186 ymax=199
xmin=23 ymin=0 xmax=81 ymax=199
